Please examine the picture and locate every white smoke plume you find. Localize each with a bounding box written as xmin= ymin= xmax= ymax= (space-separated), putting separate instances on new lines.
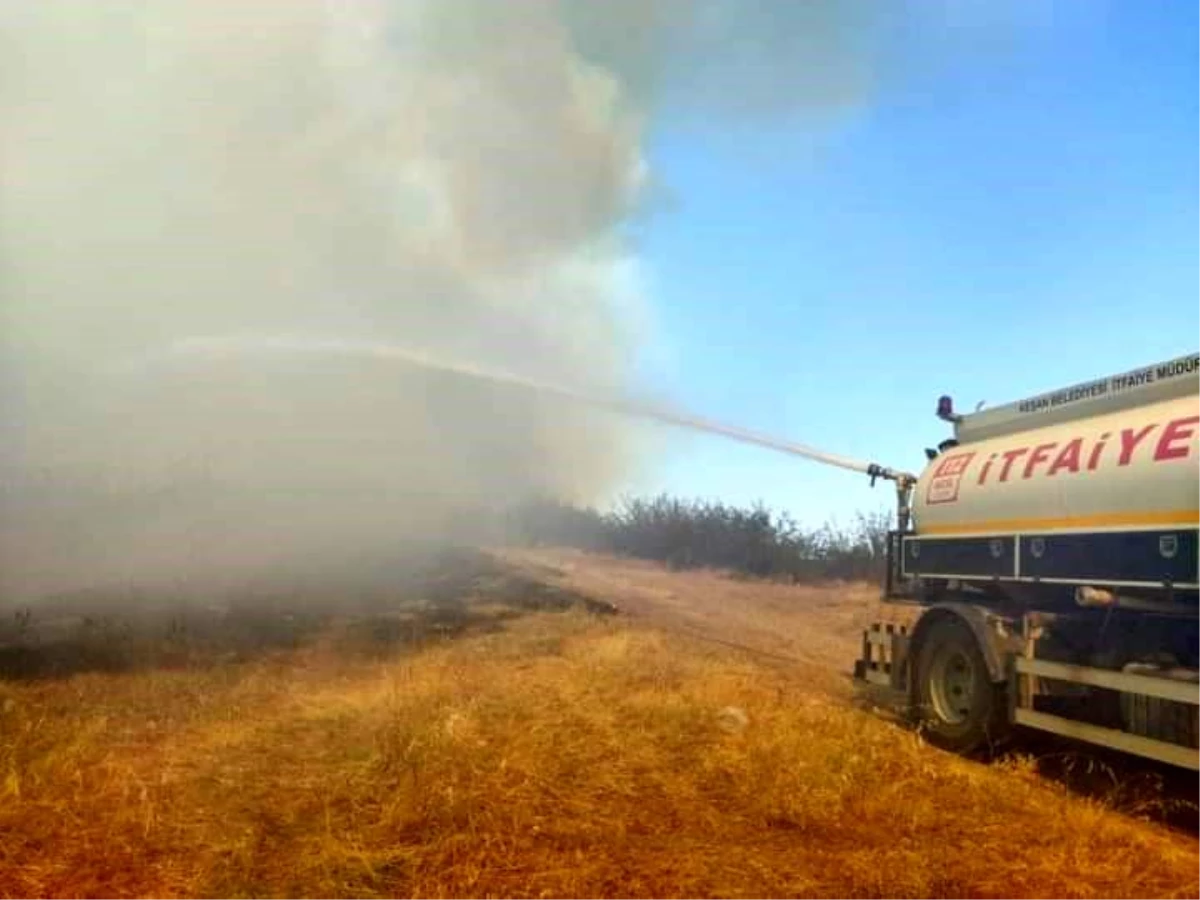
xmin=0 ymin=0 xmax=934 ymax=601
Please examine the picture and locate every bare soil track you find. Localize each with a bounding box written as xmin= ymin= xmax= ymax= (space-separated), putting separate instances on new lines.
xmin=497 ymin=546 xmax=892 ymax=689
xmin=0 ymin=546 xmax=1196 ymax=899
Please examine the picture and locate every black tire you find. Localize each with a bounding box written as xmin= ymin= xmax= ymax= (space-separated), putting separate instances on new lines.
xmin=912 ymin=615 xmax=1010 ymax=756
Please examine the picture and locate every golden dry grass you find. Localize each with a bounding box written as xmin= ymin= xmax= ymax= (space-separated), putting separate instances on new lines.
xmin=0 ymin=552 xmax=1197 ymax=898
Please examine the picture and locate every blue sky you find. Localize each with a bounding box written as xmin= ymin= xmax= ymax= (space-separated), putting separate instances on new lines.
xmin=620 ymin=0 xmax=1199 ymax=529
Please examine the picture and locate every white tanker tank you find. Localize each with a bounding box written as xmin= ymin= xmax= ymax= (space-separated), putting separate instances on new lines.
xmin=901 ymin=354 xmax=1199 ymax=601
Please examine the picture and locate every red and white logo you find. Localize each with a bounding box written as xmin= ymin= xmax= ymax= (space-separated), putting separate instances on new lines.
xmin=926 ymin=452 xmax=975 ymax=505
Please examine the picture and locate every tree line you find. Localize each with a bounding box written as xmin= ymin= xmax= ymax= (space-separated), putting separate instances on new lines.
xmin=502 ymin=494 xmax=892 ymax=583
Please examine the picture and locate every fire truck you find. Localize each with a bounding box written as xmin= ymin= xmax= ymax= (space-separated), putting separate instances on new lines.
xmin=853 ymin=352 xmax=1199 ymax=769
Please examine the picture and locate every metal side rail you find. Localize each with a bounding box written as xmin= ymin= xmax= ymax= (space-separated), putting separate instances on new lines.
xmin=1010 ymin=656 xmax=1200 ymax=771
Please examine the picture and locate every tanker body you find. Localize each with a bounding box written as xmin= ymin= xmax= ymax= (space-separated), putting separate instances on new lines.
xmin=855 ymin=351 xmax=1200 ymax=769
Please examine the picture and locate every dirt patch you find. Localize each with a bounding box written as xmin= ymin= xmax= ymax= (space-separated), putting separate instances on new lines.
xmin=494 ymin=546 xmax=908 ymax=691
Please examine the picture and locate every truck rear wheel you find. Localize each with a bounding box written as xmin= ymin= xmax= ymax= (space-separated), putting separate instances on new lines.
xmin=912 ymin=615 xmax=1009 ymax=756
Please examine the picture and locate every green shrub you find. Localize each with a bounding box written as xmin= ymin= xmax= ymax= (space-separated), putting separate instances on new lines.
xmin=506 ymin=495 xmax=891 ymax=584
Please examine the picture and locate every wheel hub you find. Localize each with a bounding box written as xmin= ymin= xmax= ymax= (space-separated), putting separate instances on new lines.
xmin=929 ymin=648 xmax=976 ymax=724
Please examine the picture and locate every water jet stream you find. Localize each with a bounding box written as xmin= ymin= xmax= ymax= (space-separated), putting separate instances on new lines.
xmin=122 ymin=335 xmax=913 ymax=483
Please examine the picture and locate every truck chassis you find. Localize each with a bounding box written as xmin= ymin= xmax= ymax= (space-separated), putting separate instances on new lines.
xmin=854 ymin=530 xmax=1200 ymax=770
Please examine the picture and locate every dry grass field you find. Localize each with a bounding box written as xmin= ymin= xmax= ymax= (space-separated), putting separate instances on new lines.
xmin=0 ymin=548 xmax=1196 ymax=898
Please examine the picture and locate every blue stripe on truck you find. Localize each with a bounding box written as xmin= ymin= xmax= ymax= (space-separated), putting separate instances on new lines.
xmin=902 ymin=535 xmax=1016 ymax=579
xmin=902 ymin=528 xmax=1199 ymax=587
xmin=1018 ymin=529 xmax=1198 ymax=584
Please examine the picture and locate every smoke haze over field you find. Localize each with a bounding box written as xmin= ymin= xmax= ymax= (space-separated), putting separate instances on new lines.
xmin=0 ymin=1 xmax=991 ymax=600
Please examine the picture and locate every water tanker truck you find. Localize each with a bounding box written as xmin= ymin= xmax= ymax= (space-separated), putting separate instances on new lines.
xmin=853 ymin=351 xmax=1199 ymax=769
